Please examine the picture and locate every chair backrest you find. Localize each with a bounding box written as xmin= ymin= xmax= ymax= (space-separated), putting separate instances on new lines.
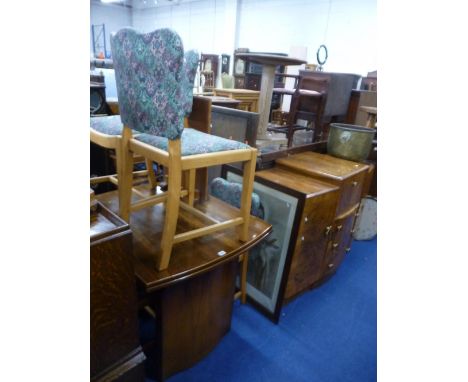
xmin=290 ymin=76 xmax=330 ymax=117
xmin=297 ymin=76 xmax=329 ymax=94
xmin=110 ymin=28 xmax=198 ymax=140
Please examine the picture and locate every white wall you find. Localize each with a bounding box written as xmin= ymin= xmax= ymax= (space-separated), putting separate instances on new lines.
xmin=132 ymin=0 xmax=237 ymax=56
xmin=93 ymin=0 xmax=376 ymax=76
xmin=90 ymin=1 xmax=133 ymax=57
xmin=237 ymin=0 xmax=376 ymax=76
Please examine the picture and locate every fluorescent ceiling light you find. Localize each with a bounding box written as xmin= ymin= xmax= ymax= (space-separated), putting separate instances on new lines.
xmin=101 ymin=0 xmax=122 ymax=4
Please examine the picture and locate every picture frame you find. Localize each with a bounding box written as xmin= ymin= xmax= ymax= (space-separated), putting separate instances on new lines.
xmin=221 ymin=165 xmax=304 ymax=322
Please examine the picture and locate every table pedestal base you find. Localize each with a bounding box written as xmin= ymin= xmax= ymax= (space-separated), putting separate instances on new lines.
xmin=146 ymin=259 xmax=238 ymax=381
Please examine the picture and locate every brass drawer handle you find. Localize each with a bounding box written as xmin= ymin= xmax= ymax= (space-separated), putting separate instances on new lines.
xmin=328 ymin=263 xmax=334 ymax=268
xmin=336 ymin=225 xmax=343 ymax=231
xmin=332 ymin=243 xmax=339 ymax=248
xmin=352 ymin=181 xmax=358 ymax=187
xmin=345 ymin=247 xmax=351 ymax=253
xmin=325 ymin=225 xmax=332 ymax=236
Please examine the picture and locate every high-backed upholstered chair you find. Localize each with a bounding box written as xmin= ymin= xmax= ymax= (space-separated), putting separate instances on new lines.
xmin=111 ymin=28 xmax=258 ymax=271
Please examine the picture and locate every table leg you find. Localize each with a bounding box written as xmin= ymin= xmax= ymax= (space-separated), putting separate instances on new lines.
xmin=257 ymin=65 xmax=276 ymax=140
xmin=256 ymin=65 xmax=288 ymax=149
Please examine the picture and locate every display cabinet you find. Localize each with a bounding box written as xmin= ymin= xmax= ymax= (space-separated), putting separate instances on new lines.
xmin=200 ymin=54 xmax=219 ymax=91
xmin=221 ymin=53 xmax=230 ymax=74
xmin=233 ymin=49 xmax=287 ymax=91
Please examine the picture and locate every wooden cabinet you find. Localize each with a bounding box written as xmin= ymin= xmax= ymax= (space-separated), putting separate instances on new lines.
xmin=222 ymin=152 xmax=369 ymax=321
xmin=90 ymin=202 xmax=145 ymax=382
xmin=323 ymin=206 xmax=358 ymax=276
xmin=223 ymin=165 xmax=339 ymax=321
xmin=276 ymin=152 xmax=369 ymax=278
xmin=277 ymin=152 xmax=368 ymax=216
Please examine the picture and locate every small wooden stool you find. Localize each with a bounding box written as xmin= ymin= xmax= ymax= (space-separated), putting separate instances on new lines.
xmin=360 ymin=106 xmax=377 ymax=128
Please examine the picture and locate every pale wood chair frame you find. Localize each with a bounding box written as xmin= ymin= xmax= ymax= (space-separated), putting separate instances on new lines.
xmin=119 ymin=126 xmax=258 ymax=271
xmin=90 ymin=127 xmax=158 ymax=200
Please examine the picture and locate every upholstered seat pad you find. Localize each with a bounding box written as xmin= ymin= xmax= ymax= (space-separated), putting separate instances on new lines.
xmin=134 ymin=128 xmax=250 ymax=156
xmin=90 ymin=115 xmax=124 ymax=135
xmin=210 ymin=177 xmax=263 ymax=219
xmin=90 ymin=115 xmax=139 ymax=136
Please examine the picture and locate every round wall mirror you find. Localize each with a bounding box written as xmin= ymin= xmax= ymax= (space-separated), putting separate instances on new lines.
xmin=316 ymin=45 xmax=328 ymax=71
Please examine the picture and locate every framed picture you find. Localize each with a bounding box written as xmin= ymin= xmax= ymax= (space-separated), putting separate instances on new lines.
xmin=221 ymin=165 xmax=302 ymax=322
xmin=221 ymin=54 xmax=230 ymax=74
xmin=234 ymin=58 xmax=245 ymax=75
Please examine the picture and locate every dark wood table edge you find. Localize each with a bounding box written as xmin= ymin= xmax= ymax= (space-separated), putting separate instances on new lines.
xmin=134 ymin=223 xmax=273 ymax=293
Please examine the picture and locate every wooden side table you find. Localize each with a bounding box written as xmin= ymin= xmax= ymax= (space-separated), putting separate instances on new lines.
xmin=91 ymin=202 xmax=145 ymax=382
xmin=213 ymin=88 xmax=260 ymax=112
xmin=200 ymin=95 xmax=241 ymax=109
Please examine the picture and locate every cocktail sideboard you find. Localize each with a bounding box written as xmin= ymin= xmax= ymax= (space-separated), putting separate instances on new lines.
xmin=222 ymin=151 xmax=369 ymax=321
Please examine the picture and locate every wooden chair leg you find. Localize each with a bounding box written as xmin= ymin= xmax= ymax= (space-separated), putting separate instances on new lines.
xmin=238 ymin=149 xmax=257 ymax=242
xmin=240 ymin=253 xmax=249 ymax=304
xmin=145 ymin=158 xmax=158 ymax=190
xmin=159 ymin=139 xmax=182 ymax=271
xmin=366 ymin=114 xmax=377 ymax=129
xmin=118 ymin=126 xmax=134 ymax=222
xmin=187 ymin=168 xmax=196 ymax=206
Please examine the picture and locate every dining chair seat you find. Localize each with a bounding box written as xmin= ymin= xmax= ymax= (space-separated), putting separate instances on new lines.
xmin=134 ymin=128 xmax=249 ymax=156
xmin=91 ymin=115 xmax=138 ymax=136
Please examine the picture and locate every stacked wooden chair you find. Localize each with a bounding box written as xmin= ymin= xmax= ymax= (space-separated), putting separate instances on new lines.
xmin=90 ymin=116 xmax=158 ymax=199
xmin=270 ymin=76 xmax=329 ymax=145
xmin=111 ymin=27 xmax=258 ymax=271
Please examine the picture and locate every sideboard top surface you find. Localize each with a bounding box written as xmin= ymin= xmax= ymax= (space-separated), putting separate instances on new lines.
xmin=255 ymin=166 xmax=339 ymax=197
xmin=276 ymin=152 xmax=368 ymax=181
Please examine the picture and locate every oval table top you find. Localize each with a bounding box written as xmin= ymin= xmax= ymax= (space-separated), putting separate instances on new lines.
xmin=97 ymin=189 xmax=272 ymax=292
xmin=235 ymin=52 xmax=306 ymax=67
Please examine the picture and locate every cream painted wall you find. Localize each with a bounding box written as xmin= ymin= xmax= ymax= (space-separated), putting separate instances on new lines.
xmin=90 ymin=1 xmax=132 ymax=57
xmin=237 ymin=0 xmax=376 ymax=76
xmin=132 ymin=0 xmax=236 ymax=57
xmin=91 ymin=0 xmax=376 ymax=76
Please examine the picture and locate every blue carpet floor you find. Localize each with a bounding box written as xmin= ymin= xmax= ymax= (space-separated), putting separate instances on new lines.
xmin=146 ymin=237 xmax=377 ymax=382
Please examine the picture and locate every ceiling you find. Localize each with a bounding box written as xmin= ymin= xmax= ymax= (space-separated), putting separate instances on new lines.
xmin=93 ymin=0 xmax=201 ymax=10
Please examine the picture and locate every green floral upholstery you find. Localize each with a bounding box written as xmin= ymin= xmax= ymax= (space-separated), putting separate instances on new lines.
xmin=210 ymin=177 xmax=263 ymax=219
xmin=110 ymin=28 xmax=199 ymax=140
xmin=90 ymin=115 xmax=139 ymax=136
xmin=135 ymin=128 xmax=249 ymax=156
xmin=90 ymin=115 xmax=124 ymax=135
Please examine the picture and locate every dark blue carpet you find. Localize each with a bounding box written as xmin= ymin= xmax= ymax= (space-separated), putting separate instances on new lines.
xmin=146 ymin=237 xmax=376 ymax=382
